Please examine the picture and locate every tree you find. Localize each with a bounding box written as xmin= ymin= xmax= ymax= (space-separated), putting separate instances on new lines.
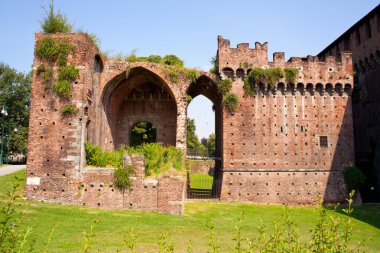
xmin=40 ymin=0 xmax=73 ymax=34
xmin=187 ymin=118 xmax=206 ymax=154
xmin=130 ymin=121 xmax=156 ymax=147
xmin=0 ymin=63 xmax=31 ymax=156
xmin=207 ymin=133 xmax=216 ymax=156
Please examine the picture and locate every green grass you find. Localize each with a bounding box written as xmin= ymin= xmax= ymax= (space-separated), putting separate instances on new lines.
xmin=189 ymin=174 xmax=213 ymax=190
xmin=1 ymin=170 xmax=380 ymax=252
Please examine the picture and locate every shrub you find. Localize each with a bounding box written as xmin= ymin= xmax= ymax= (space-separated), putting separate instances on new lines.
xmin=53 ymin=80 xmax=72 ymax=98
xmin=284 ymin=67 xmax=299 ymax=84
xmin=162 ymin=67 xmax=180 ymax=83
xmin=146 ymin=55 xmax=162 ymax=63
xmin=343 ymin=166 xmax=365 ymax=193
xmin=60 ymin=104 xmax=79 ymax=116
xmin=36 ymin=64 xmax=46 ymax=76
xmin=35 ymin=37 xmax=60 ymax=62
xmin=217 ymin=78 xmax=232 ymax=95
xmin=58 ymin=65 xmax=79 ymax=82
xmin=162 ymin=55 xmax=184 ymax=67
xmin=42 ymin=67 xmax=53 ymax=89
xmin=223 ymin=92 xmax=239 ymax=113
xmin=113 ymin=165 xmax=135 ymax=194
xmin=184 ymin=68 xmax=199 ymax=83
xmin=40 ymin=0 xmax=73 ymax=34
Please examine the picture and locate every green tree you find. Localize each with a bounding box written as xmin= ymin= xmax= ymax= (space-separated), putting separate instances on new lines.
xmin=207 ymin=133 xmax=216 ymax=156
xmin=130 ymin=121 xmax=156 ymax=147
xmin=0 ymin=63 xmax=31 ymax=156
xmin=187 ymin=118 xmax=206 ymax=154
xmin=40 ymin=0 xmax=73 ymax=34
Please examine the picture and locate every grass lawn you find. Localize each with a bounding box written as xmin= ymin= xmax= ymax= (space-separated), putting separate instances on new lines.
xmin=1 ymin=170 xmax=380 ymax=252
xmin=189 ymin=173 xmax=213 ymax=189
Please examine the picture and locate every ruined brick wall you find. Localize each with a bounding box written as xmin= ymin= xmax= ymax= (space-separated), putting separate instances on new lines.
xmin=318 ymin=5 xmax=380 ymax=202
xmin=25 ymin=33 xmax=100 ymax=203
xmin=218 ymin=36 xmax=354 ymax=204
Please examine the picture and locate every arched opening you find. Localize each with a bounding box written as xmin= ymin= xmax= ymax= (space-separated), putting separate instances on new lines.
xmin=236 ymin=68 xmax=245 ymax=79
xmin=296 ymin=83 xmax=305 ymax=95
xmin=222 ymin=67 xmax=234 ymax=79
xmin=101 ymin=67 xmax=177 ymax=150
xmin=325 ymin=83 xmax=334 ymax=96
xmin=186 ymin=75 xmax=223 ymax=197
xmin=335 ymin=83 xmax=343 ymax=96
xmin=277 ymin=82 xmax=285 ymax=95
xmin=316 ymin=83 xmax=324 ymax=96
xmin=306 ymin=83 xmax=314 ymax=96
xmin=94 ymin=54 xmax=104 ymax=73
xmin=130 ymin=121 xmax=157 ymax=146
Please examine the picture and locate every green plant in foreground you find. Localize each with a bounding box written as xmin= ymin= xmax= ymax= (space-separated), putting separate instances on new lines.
xmin=223 ymin=92 xmax=239 ymax=113
xmin=60 ymin=104 xmax=79 ymax=116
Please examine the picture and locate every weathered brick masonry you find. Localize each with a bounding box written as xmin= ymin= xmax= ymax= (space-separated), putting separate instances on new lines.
xmin=25 ymin=33 xmax=354 ymax=213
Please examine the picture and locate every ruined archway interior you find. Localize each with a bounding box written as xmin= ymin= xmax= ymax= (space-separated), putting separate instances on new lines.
xmin=102 ymin=67 xmax=177 ymax=150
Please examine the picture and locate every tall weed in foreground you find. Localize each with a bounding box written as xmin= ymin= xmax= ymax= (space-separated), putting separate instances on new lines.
xmin=0 ymin=176 xmax=34 ymax=253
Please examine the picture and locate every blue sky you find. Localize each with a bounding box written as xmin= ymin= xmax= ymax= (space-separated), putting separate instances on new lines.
xmin=0 ymin=0 xmax=378 ymax=139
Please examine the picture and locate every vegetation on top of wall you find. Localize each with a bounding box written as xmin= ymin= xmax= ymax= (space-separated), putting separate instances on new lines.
xmin=84 ymin=142 xmax=184 ymax=177
xmin=343 ymin=166 xmax=365 ymax=194
xmin=217 ymin=78 xmax=232 ymax=95
xmin=35 ymin=37 xmax=74 ymax=66
xmin=223 ymin=93 xmax=239 ymax=113
xmin=57 ymin=65 xmax=79 ymax=83
xmin=40 ymin=0 xmax=73 ymax=34
xmin=284 ymin=67 xmax=299 ymax=84
xmin=244 ymin=67 xmax=299 ymax=95
xmin=60 ymin=104 xmax=79 ymax=116
xmin=113 ymin=165 xmax=135 ymax=194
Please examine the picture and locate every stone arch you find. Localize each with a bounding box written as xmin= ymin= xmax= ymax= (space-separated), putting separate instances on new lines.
xmin=222 ymin=67 xmax=234 ymax=79
xmin=258 ymin=83 xmax=266 ymax=95
xmin=306 ymin=83 xmax=314 ymax=96
xmin=186 ymin=74 xmax=223 ymax=178
xmin=236 ymin=68 xmax=245 ymax=79
xmin=101 ymin=66 xmax=178 ymax=149
xmin=344 ymin=84 xmax=352 ymax=96
xmin=316 ymin=83 xmax=324 ymax=96
xmin=296 ymin=83 xmax=305 ymax=95
xmin=286 ymin=83 xmax=295 ymax=95
xmin=335 ymin=83 xmax=343 ymax=96
xmin=325 ymin=83 xmax=334 ymax=96
xmin=277 ymin=82 xmax=285 ymax=95
xmin=94 ymin=54 xmax=104 ymax=73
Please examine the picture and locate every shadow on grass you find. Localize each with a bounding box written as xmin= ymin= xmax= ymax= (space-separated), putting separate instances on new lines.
xmin=335 ymin=204 xmax=380 ymax=229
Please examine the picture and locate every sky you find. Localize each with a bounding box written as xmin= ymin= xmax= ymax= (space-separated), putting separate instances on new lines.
xmin=0 ymin=0 xmax=378 ymax=139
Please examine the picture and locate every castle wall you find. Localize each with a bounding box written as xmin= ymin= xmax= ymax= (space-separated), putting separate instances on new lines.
xmin=318 ymin=5 xmax=380 ymax=202
xmin=217 ymin=36 xmax=354 ymax=203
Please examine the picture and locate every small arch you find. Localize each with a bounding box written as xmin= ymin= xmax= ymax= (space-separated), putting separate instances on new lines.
xmin=286 ymin=83 xmax=295 ymax=95
xmin=325 ymin=83 xmax=334 ymax=96
xmin=344 ymin=84 xmax=352 ymax=96
xmin=335 ymin=83 xmax=343 ymax=96
xmin=236 ymin=68 xmax=245 ymax=79
xmin=258 ymin=83 xmax=266 ymax=95
xmin=130 ymin=121 xmax=157 ymax=147
xmin=306 ymin=83 xmax=314 ymax=96
xmin=277 ymin=82 xmax=285 ymax=95
xmin=296 ymin=83 xmax=305 ymax=95
xmin=315 ymin=83 xmax=323 ymax=96
xmin=222 ymin=67 xmax=234 ymax=79
xmin=94 ymin=54 xmax=104 ymax=73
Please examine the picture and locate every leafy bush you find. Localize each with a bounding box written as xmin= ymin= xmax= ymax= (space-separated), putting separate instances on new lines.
xmin=40 ymin=0 xmax=73 ymax=34
xmin=35 ymin=37 xmax=60 ymax=62
xmin=217 ymin=78 xmax=232 ymax=95
xmin=184 ymin=68 xmax=199 ymax=83
xmin=223 ymin=92 xmax=239 ymax=113
xmin=113 ymin=165 xmax=135 ymax=194
xmin=53 ymin=80 xmax=72 ymax=99
xmin=343 ymin=166 xmax=365 ymax=193
xmin=284 ymin=67 xmax=299 ymax=84
xmin=146 ymin=55 xmax=162 ymax=63
xmin=60 ymin=104 xmax=79 ymax=116
xmin=162 ymin=55 xmax=184 ymax=67
xmin=36 ymin=64 xmax=46 ymax=76
xmin=162 ymin=67 xmax=180 ymax=83
xmin=58 ymin=65 xmax=79 ymax=82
